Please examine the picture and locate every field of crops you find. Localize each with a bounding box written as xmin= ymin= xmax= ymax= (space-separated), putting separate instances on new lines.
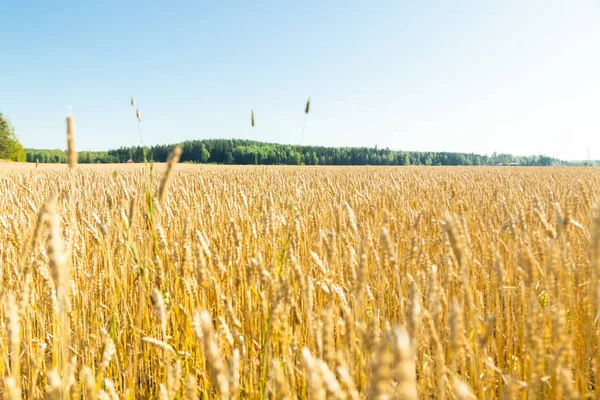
xmin=1 ymin=162 xmax=599 ymax=399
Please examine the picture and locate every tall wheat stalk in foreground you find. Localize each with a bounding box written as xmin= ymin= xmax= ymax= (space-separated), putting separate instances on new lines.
xmin=0 ymin=161 xmax=598 ymax=398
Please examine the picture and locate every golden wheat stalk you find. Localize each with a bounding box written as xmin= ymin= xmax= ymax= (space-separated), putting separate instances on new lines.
xmin=66 ymin=116 xmax=77 ymax=168
xmin=157 ymin=145 xmax=182 ymax=205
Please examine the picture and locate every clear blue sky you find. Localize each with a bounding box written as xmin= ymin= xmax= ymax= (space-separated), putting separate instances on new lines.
xmin=1 ymin=1 xmax=599 ymax=160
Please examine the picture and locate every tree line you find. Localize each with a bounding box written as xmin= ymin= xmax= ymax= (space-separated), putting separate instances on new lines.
xmin=24 ymin=138 xmax=578 ymax=166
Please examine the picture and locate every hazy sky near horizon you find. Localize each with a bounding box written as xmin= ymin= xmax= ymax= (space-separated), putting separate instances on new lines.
xmin=1 ymin=1 xmax=599 ymax=160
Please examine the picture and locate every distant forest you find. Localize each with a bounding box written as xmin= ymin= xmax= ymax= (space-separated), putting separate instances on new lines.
xmin=25 ymin=139 xmax=593 ymax=166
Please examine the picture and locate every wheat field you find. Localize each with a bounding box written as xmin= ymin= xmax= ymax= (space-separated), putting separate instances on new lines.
xmin=1 ymin=162 xmax=599 ymax=399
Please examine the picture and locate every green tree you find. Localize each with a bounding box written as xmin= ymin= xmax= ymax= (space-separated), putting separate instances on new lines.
xmin=200 ymin=144 xmax=211 ymax=163
xmin=0 ymin=112 xmax=26 ymax=161
xmin=225 ymin=151 xmax=235 ymax=164
xmin=404 ymin=154 xmax=410 ymax=166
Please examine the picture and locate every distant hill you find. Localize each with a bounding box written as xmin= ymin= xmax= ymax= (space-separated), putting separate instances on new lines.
xmin=25 ymin=139 xmax=594 ymax=166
